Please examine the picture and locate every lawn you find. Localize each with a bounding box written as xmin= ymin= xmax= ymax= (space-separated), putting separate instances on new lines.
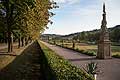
xmin=77 ymin=45 xmax=120 ymax=55
xmin=55 ymin=42 xmax=120 ymax=56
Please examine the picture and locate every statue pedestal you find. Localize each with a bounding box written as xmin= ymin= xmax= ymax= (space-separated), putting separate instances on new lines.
xmin=97 ymin=40 xmax=111 ymax=59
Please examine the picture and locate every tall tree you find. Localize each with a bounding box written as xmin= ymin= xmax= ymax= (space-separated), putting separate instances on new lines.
xmin=0 ymin=0 xmax=57 ymax=52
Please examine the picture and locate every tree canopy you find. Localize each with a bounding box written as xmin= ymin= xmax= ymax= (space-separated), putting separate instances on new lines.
xmin=0 ymin=0 xmax=57 ymax=52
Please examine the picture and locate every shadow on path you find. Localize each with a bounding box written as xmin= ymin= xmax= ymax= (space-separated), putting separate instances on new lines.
xmin=0 ymin=53 xmax=17 ymax=56
xmin=0 ymin=41 xmax=56 ymax=80
xmin=68 ymin=57 xmax=97 ymax=62
xmin=0 ymin=51 xmax=8 ymax=53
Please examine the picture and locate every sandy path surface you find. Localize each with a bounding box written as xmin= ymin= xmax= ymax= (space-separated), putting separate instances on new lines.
xmin=0 ymin=43 xmax=18 ymax=50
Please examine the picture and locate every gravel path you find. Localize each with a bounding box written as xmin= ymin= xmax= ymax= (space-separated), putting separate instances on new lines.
xmin=43 ymin=42 xmax=120 ymax=80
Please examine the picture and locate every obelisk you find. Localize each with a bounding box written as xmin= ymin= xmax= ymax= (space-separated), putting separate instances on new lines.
xmin=97 ymin=3 xmax=111 ymax=59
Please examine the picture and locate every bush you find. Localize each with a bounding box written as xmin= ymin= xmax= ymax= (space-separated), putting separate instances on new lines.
xmin=85 ymin=51 xmax=96 ymax=56
xmin=112 ymin=54 xmax=120 ymax=58
xmin=75 ymin=49 xmax=96 ymax=56
xmin=38 ymin=41 xmax=94 ymax=80
xmin=77 ymin=49 xmax=84 ymax=53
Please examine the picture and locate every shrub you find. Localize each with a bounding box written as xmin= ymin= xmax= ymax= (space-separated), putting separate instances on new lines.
xmin=38 ymin=41 xmax=94 ymax=80
xmin=84 ymin=62 xmax=98 ymax=75
xmin=79 ymin=50 xmax=85 ymax=53
xmin=86 ymin=51 xmax=96 ymax=56
xmin=112 ymin=54 xmax=120 ymax=58
xmin=75 ymin=49 xmax=96 ymax=56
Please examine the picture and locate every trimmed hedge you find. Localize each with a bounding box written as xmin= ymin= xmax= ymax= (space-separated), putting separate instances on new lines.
xmin=112 ymin=54 xmax=120 ymax=58
xmin=76 ymin=49 xmax=96 ymax=56
xmin=38 ymin=41 xmax=94 ymax=80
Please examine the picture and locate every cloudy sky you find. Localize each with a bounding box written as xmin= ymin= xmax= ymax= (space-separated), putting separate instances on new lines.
xmin=44 ymin=0 xmax=120 ymax=35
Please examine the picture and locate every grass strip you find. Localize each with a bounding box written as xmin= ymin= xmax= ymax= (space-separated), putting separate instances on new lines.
xmin=53 ymin=42 xmax=120 ymax=58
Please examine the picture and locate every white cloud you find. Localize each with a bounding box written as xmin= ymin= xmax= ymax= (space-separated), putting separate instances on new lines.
xmin=53 ymin=0 xmax=66 ymax=3
xmin=45 ymin=0 xmax=120 ymax=35
xmin=53 ymin=0 xmax=79 ymax=4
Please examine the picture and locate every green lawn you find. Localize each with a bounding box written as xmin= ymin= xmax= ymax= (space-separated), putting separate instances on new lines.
xmin=55 ymin=42 xmax=120 ymax=56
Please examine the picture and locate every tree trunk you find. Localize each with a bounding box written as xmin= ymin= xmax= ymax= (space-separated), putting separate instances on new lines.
xmin=8 ymin=37 xmax=11 ymax=52
xmin=21 ymin=37 xmax=25 ymax=47
xmin=62 ymin=40 xmax=64 ymax=47
xmin=18 ymin=35 xmax=21 ymax=48
xmin=54 ymin=40 xmax=56 ymax=45
xmin=25 ymin=37 xmax=29 ymax=45
xmin=11 ymin=34 xmax=13 ymax=52
xmin=25 ymin=37 xmax=27 ymax=46
xmin=72 ymin=41 xmax=75 ymax=49
xmin=8 ymin=32 xmax=13 ymax=52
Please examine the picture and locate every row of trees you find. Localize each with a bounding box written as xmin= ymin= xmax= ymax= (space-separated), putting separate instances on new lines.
xmin=72 ymin=31 xmax=100 ymax=43
xmin=43 ymin=25 xmax=120 ymax=46
xmin=0 ymin=0 xmax=57 ymax=52
xmin=72 ymin=25 xmax=120 ymax=43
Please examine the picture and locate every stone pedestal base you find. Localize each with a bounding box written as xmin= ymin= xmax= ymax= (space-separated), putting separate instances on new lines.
xmin=97 ymin=41 xmax=111 ymax=59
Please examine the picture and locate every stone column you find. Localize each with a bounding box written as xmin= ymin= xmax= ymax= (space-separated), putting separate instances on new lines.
xmin=97 ymin=3 xmax=111 ymax=59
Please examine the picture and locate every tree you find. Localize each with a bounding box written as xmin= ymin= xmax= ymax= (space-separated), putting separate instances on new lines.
xmin=111 ymin=28 xmax=120 ymax=42
xmin=0 ymin=0 xmax=57 ymax=52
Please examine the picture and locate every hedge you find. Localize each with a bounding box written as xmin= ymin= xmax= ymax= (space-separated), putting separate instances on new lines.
xmin=112 ymin=54 xmax=120 ymax=58
xmin=38 ymin=41 xmax=94 ymax=80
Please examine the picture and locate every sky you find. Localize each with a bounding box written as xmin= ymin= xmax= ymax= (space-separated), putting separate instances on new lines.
xmin=44 ymin=0 xmax=120 ymax=35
